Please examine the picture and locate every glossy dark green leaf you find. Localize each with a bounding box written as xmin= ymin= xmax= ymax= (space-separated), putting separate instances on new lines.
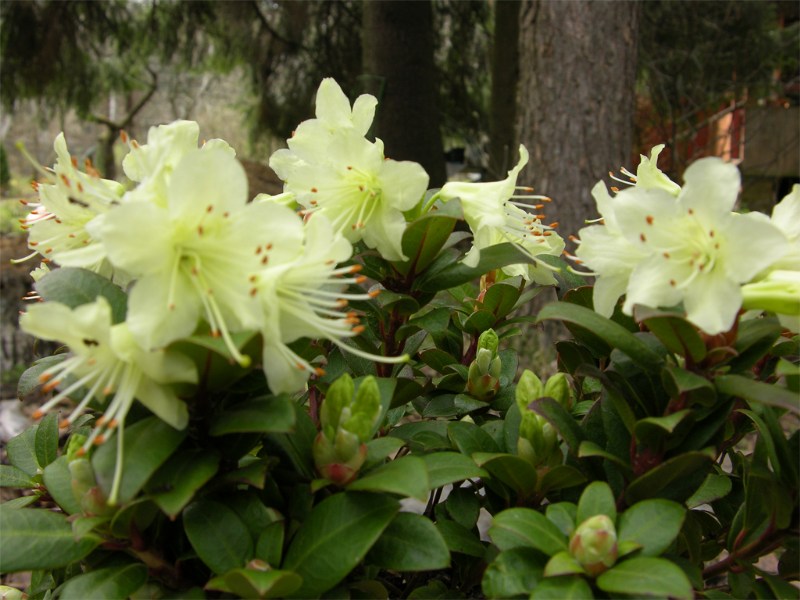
xmin=530 ymin=574 xmax=593 ymax=599
xmin=462 ymin=309 xmax=497 ymax=335
xmin=729 ymin=318 xmax=783 ymax=371
xmin=481 ymin=548 xmax=544 ymax=599
xmin=617 ymin=499 xmax=685 ymax=556
xmin=206 ymin=568 xmax=302 ymax=599
xmin=473 ymin=452 xmax=538 ymax=496
xmin=577 ymin=441 xmax=631 ymax=473
xmin=364 ymin=437 xmax=405 ymax=466
xmin=685 ymin=471 xmax=732 ymax=509
xmin=538 ymin=302 xmax=663 ymax=371
xmin=57 ymin=563 xmax=147 ymax=600
xmin=419 ymin=348 xmax=460 ymax=373
xmin=539 ymin=465 xmax=587 ymax=493
xmin=489 ymin=508 xmax=568 ymax=556
xmin=596 ymin=556 xmax=693 ymax=600
xmin=546 ymin=502 xmax=577 ymax=537
xmin=576 ymin=481 xmax=616 ymax=524
xmin=394 ymin=211 xmax=458 ymax=277
xmin=42 ymin=456 xmax=81 ymax=514
xmin=256 ymin=521 xmax=285 ymax=567
xmin=92 ymin=417 xmax=187 ymax=505
xmin=435 ymin=519 xmax=485 ymax=557
xmin=422 ymin=452 xmax=488 ymax=489
xmin=349 ymin=456 xmax=429 ymax=500
xmin=184 ymin=499 xmax=253 ymax=574
xmin=146 ymin=449 xmax=220 ymax=518
xmin=416 ymin=243 xmax=537 ymax=292
xmin=716 ymin=375 xmax=799 ymax=415
xmin=625 ymin=449 xmax=715 ymax=504
xmin=445 ymin=486 xmax=481 ymax=529
xmin=35 ymin=267 xmax=128 ymax=323
xmin=447 ymin=421 xmax=500 ymax=456
xmin=210 ymin=395 xmax=295 ymax=436
xmin=480 ymin=281 xmax=522 ymax=321
xmin=662 ymin=365 xmax=716 ymax=407
xmin=637 ymin=307 xmax=707 ymax=363
xmin=367 ymin=512 xmax=450 ymax=571
xmin=634 ymin=409 xmax=693 ymax=445
xmin=0 ymin=507 xmax=100 ymax=571
xmin=283 ymin=492 xmax=398 ymax=598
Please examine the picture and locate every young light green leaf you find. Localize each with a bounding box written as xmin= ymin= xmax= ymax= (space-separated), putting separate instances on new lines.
xmin=530 ymin=574 xmax=594 ymax=599
xmin=206 ymin=568 xmax=302 ymax=599
xmin=576 ymin=481 xmax=616 ymax=524
xmin=146 ymin=449 xmax=220 ymax=518
xmin=422 ymin=452 xmax=488 ymax=489
xmin=348 ymin=456 xmax=430 ymax=500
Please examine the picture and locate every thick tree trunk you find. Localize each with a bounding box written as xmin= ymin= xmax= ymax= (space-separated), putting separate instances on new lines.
xmin=514 ymin=0 xmax=639 ymax=370
xmin=516 ymin=0 xmax=640 ymax=241
xmin=488 ymin=0 xmax=521 ymax=179
xmin=361 ymin=0 xmax=447 ymax=187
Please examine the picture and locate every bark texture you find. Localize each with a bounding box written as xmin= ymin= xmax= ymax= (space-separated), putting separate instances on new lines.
xmin=516 ymin=0 xmax=640 ymax=241
xmin=362 ymin=0 xmax=447 ymax=187
xmin=488 ymin=0 xmax=521 ymax=179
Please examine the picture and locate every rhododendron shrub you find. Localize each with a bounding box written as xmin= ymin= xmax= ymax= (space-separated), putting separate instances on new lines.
xmin=2 ymin=79 xmax=797 ymax=600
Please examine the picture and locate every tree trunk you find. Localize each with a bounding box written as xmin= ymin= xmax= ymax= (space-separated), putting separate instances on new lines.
xmin=361 ymin=0 xmax=447 ymax=187
xmin=517 ymin=0 xmax=640 ymax=241
xmin=514 ymin=0 xmax=640 ymax=371
xmin=488 ymin=0 xmax=521 ymax=179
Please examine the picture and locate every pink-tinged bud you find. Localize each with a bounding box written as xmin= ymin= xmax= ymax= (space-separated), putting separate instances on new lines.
xmin=569 ymin=514 xmax=618 ymax=577
xmin=312 ymin=432 xmax=367 ymax=486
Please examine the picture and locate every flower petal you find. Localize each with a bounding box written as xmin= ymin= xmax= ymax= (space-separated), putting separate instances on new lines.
xmin=682 ymin=270 xmax=742 ymax=335
xmin=680 ymin=157 xmax=741 ymax=221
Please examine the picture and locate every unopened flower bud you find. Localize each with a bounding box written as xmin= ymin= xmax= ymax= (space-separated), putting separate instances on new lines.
xmin=467 ymin=330 xmax=502 ymax=401
xmin=544 ymin=372 xmax=573 ymax=411
xmin=569 ymin=514 xmax=618 ymax=577
xmin=0 ymin=585 xmax=27 ymax=600
xmin=515 ymin=370 xmax=561 ymax=467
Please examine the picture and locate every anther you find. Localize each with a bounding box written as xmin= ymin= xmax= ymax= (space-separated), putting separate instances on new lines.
xmin=349 ymin=264 xmax=363 ymax=273
xmin=120 ymin=130 xmax=129 ymax=143
xmin=368 ymin=290 xmax=381 ymax=298
xmin=548 ymin=222 xmax=559 ymax=228
xmin=314 ymin=368 xmax=326 ymax=376
xmin=94 ymin=435 xmax=106 ymax=445
xmin=59 ymin=419 xmax=70 ymax=429
xmin=352 ymin=325 xmax=365 ymax=334
xmin=355 ymin=276 xmax=367 ymax=284
xmin=42 ymin=379 xmax=61 ymax=393
xmin=32 ymin=409 xmax=44 ymax=420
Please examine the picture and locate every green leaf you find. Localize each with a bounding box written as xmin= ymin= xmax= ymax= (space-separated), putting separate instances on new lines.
xmin=416 ymin=243 xmax=538 ymax=292
xmin=435 ymin=519 xmax=485 ymax=557
xmin=42 ymin=456 xmax=82 ymax=514
xmin=473 ymin=453 xmax=538 ymax=497
xmin=349 ymin=456 xmax=430 ymax=500
xmin=34 ymin=412 xmax=59 ymax=469
xmin=489 ymin=508 xmax=568 ymax=556
xmin=530 ymin=574 xmax=594 ymax=599
xmin=662 ymin=365 xmax=716 ymax=407
xmin=210 ymin=395 xmax=296 ymax=436
xmin=367 ymin=512 xmax=450 ymax=571
xmin=184 ymin=499 xmax=253 ymax=574
xmin=35 ymin=267 xmax=128 ymax=323
xmin=480 ymin=281 xmax=523 ymax=321
xmin=206 ymin=568 xmax=302 ymax=599
xmin=596 ymin=556 xmax=693 ymax=600
xmin=395 ymin=211 xmax=458 ymax=277
xmin=0 ymin=507 xmax=100 ymax=571
xmin=538 ymin=302 xmax=663 ymax=371
xmin=57 ymin=563 xmax=147 ymax=600
xmin=617 ymin=499 xmax=685 ymax=556
xmin=422 ymin=452 xmax=488 ymax=489
xmin=448 ymin=421 xmax=500 ymax=456
xmin=634 ymin=409 xmax=693 ymax=446
xmin=0 ymin=464 xmax=36 ymax=489
xmin=530 ymin=397 xmax=585 ymax=454
xmin=716 ymin=375 xmax=800 ymax=414
xmin=637 ymin=307 xmax=707 ymax=363
xmin=16 ymin=355 xmax=67 ymax=399
xmin=364 ymin=436 xmax=405 ymax=465
xmin=577 ymin=441 xmax=631 ymax=473
xmin=1 ymin=495 xmax=39 ymax=509
xmin=625 ymin=449 xmax=714 ymax=504
xmin=686 ymin=471 xmax=732 ymax=509
xmin=445 ymin=486 xmax=481 ymax=529
xmin=544 ymin=551 xmax=586 ymax=577
xmin=256 ymin=521 xmax=285 ymax=567
xmin=92 ymin=416 xmax=187 ymax=505
xmin=7 ymin=425 xmax=40 ymax=476
xmin=482 ymin=548 xmax=544 ymax=599
xmin=546 ymin=502 xmax=577 ymax=537
xmin=283 ymin=492 xmax=399 ymax=598
xmin=576 ymin=481 xmax=616 ymax=524
xmin=146 ymin=449 xmax=220 ymax=519
xmin=539 ymin=465 xmax=587 ymax=493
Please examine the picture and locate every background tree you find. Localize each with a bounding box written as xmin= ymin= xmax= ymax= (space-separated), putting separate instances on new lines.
xmin=362 ymin=0 xmax=447 ymax=187
xmin=516 ymin=0 xmax=640 ymax=243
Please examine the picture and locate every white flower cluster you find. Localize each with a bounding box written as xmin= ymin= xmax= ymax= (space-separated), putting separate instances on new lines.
xmin=573 ymin=145 xmax=799 ymax=334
